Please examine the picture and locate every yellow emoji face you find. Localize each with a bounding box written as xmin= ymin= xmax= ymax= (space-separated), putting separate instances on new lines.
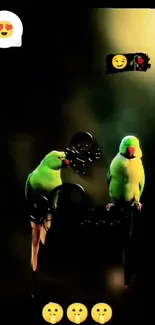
xmin=112 ymin=54 xmax=127 ymax=69
xmin=67 ymin=302 xmax=88 ymax=324
xmin=91 ymin=303 xmax=112 ymax=324
xmin=42 ymin=302 xmax=63 ymax=324
xmin=0 ymin=21 xmax=13 ymax=38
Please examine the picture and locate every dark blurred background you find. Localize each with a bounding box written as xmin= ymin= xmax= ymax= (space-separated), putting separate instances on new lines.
xmin=1 ymin=7 xmax=152 ymax=324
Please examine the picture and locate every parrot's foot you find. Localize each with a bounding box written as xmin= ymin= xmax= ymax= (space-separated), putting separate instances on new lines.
xmin=106 ymin=203 xmax=115 ymax=211
xmin=135 ymin=202 xmax=143 ymax=211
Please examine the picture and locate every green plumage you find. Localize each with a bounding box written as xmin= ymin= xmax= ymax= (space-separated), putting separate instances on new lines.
xmin=25 ymin=151 xmax=66 ymax=204
xmin=108 ymin=136 xmax=145 ymax=204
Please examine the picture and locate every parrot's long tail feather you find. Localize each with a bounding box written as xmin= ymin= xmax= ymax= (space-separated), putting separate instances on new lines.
xmin=31 ymin=223 xmax=41 ymax=271
xmin=30 ymin=224 xmax=41 ymax=298
xmin=40 ymin=225 xmax=46 ymax=245
xmin=31 ymin=242 xmax=40 ymax=271
xmin=40 ymin=213 xmax=52 ymax=244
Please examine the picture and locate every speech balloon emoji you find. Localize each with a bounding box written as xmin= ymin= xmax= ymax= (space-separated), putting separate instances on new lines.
xmin=0 ymin=10 xmax=23 ymax=48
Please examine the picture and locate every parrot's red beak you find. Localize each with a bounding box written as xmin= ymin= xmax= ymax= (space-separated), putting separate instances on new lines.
xmin=64 ymin=159 xmax=70 ymax=166
xmin=127 ymin=146 xmax=135 ymax=157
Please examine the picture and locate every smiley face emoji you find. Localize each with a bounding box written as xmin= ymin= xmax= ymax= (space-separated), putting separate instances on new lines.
xmin=67 ymin=302 xmax=88 ymax=324
xmin=42 ymin=302 xmax=63 ymax=324
xmin=91 ymin=303 xmax=112 ymax=324
xmin=0 ymin=21 xmax=13 ymax=38
xmin=112 ymin=54 xmax=127 ymax=69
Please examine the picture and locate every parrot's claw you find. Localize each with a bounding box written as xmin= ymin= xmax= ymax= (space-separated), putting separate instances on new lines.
xmin=106 ymin=203 xmax=115 ymax=211
xmin=135 ymin=202 xmax=142 ymax=211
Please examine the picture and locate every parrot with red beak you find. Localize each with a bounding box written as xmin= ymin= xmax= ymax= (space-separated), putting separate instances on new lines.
xmin=25 ymin=150 xmax=70 ymax=272
xmin=106 ymin=135 xmax=145 ymax=211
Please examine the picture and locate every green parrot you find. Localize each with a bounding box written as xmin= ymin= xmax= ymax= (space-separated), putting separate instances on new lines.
xmin=106 ymin=135 xmax=145 ymax=211
xmin=25 ymin=150 xmax=69 ymax=194
xmin=25 ymin=150 xmax=70 ymax=271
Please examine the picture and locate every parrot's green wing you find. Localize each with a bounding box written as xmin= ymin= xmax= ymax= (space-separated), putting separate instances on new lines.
xmin=139 ymin=166 xmax=145 ymax=196
xmin=25 ymin=173 xmax=32 ymax=199
xmin=107 ymin=169 xmax=111 ymax=187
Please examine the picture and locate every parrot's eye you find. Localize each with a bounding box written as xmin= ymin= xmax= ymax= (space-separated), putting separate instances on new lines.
xmin=58 ymin=156 xmax=61 ymax=159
